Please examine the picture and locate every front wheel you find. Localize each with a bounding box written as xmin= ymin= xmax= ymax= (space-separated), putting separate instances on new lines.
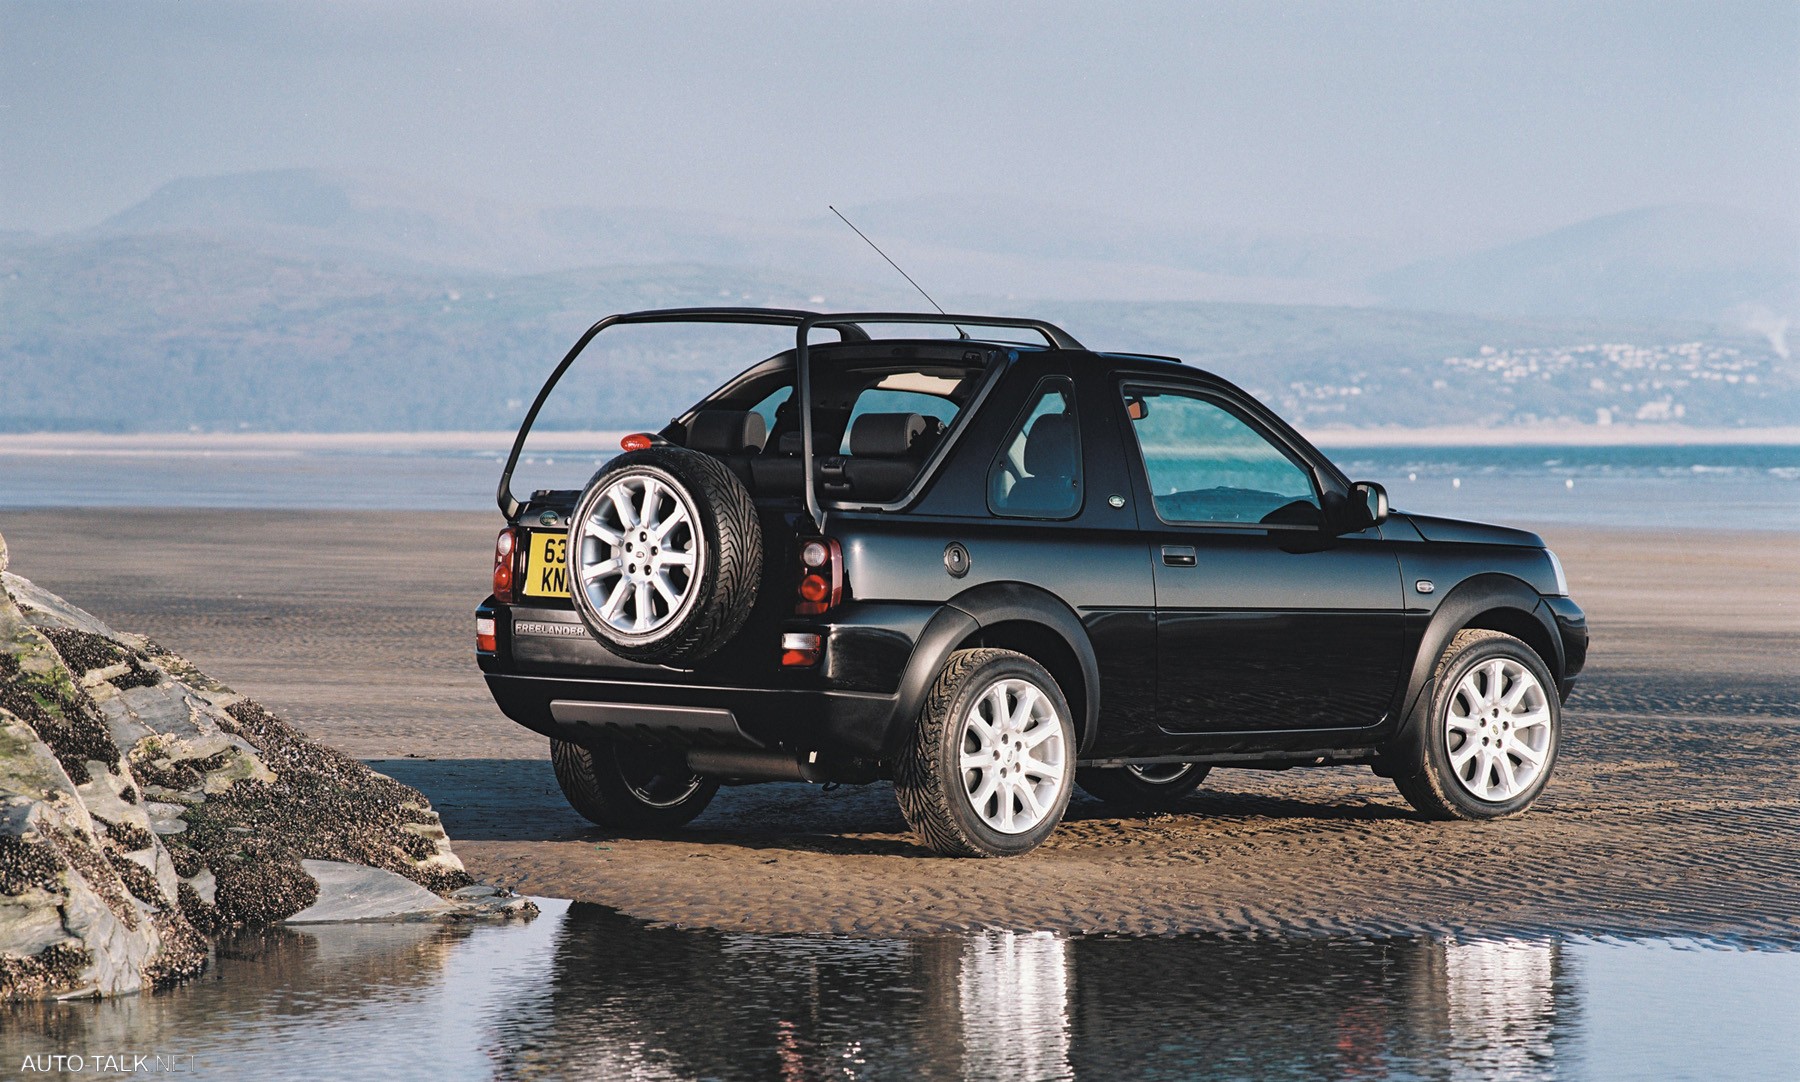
xmin=1077 ymin=762 xmax=1210 ymax=812
xmin=551 ymin=737 xmax=719 ymax=830
xmin=1391 ymin=629 xmax=1560 ymax=821
xmin=894 ymin=648 xmax=1076 ymax=857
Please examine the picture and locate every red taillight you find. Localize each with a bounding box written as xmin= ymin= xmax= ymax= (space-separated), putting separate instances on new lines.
xmin=476 ymin=617 xmax=497 ymax=653
xmin=794 ymin=538 xmax=843 ymax=615
xmin=621 ymin=433 xmax=653 ymax=451
xmin=781 ymin=632 xmax=822 ymax=667
xmin=493 ymin=528 xmax=518 ymax=603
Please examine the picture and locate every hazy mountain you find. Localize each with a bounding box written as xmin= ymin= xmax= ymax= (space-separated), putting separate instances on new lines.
xmin=841 ymin=195 xmax=1399 ymax=282
xmin=1373 ymin=204 xmax=1800 ymax=323
xmin=85 ymin=169 xmax=1381 ymax=305
xmin=2 ymin=225 xmax=1790 ymax=433
xmin=0 ymin=229 xmax=898 ymax=432
xmin=97 ymin=168 xmax=753 ymax=276
xmin=4 ymin=171 xmax=1794 ymax=433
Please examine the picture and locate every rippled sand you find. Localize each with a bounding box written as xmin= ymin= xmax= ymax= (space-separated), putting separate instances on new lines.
xmin=4 ymin=510 xmax=1795 ymax=940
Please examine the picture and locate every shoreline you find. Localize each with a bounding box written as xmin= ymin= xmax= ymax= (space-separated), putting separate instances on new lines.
xmin=2 ymin=423 xmax=1799 ymax=456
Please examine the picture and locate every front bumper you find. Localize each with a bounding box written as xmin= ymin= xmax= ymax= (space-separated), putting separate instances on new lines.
xmin=1543 ymin=594 xmax=1588 ymax=699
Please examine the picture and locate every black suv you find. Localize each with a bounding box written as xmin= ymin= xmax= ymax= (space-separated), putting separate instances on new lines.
xmin=477 ymin=309 xmax=1587 ymax=856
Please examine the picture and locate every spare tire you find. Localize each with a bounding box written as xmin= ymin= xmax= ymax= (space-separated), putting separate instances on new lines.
xmin=566 ymin=445 xmax=762 ymax=665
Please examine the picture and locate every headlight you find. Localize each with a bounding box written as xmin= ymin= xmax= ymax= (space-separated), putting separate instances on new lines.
xmin=1545 ymin=549 xmax=1569 ymax=596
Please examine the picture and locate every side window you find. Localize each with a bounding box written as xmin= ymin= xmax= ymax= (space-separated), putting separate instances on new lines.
xmin=748 ymin=385 xmax=791 ymax=435
xmin=988 ymin=377 xmax=1082 ymax=519
xmin=1123 ymin=386 xmax=1321 ymax=526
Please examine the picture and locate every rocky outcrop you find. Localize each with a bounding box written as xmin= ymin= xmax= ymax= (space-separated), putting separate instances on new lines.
xmin=0 ymin=531 xmax=531 ymax=1001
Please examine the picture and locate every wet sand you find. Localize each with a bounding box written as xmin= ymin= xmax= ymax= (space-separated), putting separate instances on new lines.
xmin=2 ymin=509 xmax=1795 ymax=940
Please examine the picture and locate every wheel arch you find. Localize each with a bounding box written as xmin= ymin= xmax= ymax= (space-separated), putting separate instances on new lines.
xmin=888 ymin=581 xmax=1102 ymax=757
xmin=1388 ymin=572 xmax=1562 ymax=755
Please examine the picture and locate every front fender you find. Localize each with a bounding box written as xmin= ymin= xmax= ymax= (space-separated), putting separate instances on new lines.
xmin=1386 ymin=572 xmax=1562 ymax=756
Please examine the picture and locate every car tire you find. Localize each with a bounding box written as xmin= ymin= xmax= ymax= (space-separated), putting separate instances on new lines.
xmin=566 ymin=445 xmax=762 ymax=666
xmin=1076 ymin=762 xmax=1210 ymax=812
xmin=894 ymin=648 xmax=1076 ymax=857
xmin=1392 ymin=629 xmax=1560 ymax=821
xmin=550 ymin=736 xmax=719 ymax=830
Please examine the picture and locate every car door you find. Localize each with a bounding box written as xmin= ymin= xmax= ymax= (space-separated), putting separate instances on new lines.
xmin=1118 ymin=380 xmax=1406 ymax=734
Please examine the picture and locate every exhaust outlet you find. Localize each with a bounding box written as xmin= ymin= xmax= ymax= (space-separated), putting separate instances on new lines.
xmin=687 ymin=748 xmax=829 ymax=783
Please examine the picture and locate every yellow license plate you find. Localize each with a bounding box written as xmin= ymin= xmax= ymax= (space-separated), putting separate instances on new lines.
xmin=522 ymin=531 xmax=569 ymax=598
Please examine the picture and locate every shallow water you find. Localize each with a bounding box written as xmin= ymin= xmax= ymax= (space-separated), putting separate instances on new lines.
xmin=4 ymin=900 xmax=1795 ymax=1081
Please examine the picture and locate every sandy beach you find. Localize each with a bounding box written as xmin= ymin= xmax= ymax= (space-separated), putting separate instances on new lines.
xmin=2 ymin=508 xmax=1795 ymax=940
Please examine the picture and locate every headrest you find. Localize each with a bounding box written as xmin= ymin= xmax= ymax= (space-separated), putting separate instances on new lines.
xmin=687 ymin=410 xmax=767 ymax=455
xmin=1023 ymin=413 xmax=1077 ymax=476
xmin=849 ymin=412 xmax=929 ymax=457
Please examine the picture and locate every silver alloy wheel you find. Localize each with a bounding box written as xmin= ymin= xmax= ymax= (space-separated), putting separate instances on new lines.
xmin=574 ymin=472 xmax=700 ymax=636
xmin=1444 ymin=657 xmax=1553 ymax=802
xmin=958 ymin=677 xmax=1070 ymax=834
xmin=1125 ymin=763 xmax=1195 ymax=784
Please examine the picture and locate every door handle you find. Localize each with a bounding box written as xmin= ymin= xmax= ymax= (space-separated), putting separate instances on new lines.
xmin=1161 ymin=545 xmax=1196 ymax=567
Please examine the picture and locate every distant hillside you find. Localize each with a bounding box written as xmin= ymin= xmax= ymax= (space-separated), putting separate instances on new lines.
xmin=1 ymin=229 xmax=1791 ymax=433
xmin=0 ymin=232 xmax=901 ymax=431
xmin=2 ymin=170 xmax=1795 ymax=433
xmin=1373 ymin=204 xmax=1800 ymax=322
xmin=83 ymin=169 xmax=1378 ymax=305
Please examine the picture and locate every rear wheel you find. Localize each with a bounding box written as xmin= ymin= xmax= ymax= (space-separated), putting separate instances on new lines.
xmin=1077 ymin=761 xmax=1210 ymax=811
xmin=550 ymin=737 xmax=718 ymax=830
xmin=1392 ymin=629 xmax=1560 ymax=821
xmin=895 ymin=648 xmax=1075 ymax=857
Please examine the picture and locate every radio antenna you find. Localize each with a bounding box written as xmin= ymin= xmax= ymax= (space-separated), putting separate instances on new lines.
xmin=828 ymin=205 xmax=966 ymax=338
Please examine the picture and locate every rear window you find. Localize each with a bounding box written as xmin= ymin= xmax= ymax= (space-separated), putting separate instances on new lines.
xmin=689 ymin=351 xmax=992 ymax=459
xmin=838 ymin=383 xmax=961 ymax=453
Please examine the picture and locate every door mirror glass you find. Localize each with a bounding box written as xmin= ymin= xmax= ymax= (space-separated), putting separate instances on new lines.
xmin=1351 ymin=481 xmax=1390 ymax=528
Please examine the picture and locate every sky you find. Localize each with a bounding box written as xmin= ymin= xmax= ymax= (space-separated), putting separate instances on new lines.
xmin=2 ymin=0 xmax=1796 ymax=252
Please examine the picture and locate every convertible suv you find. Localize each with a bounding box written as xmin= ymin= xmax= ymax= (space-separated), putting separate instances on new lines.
xmin=477 ymin=308 xmax=1587 ymax=856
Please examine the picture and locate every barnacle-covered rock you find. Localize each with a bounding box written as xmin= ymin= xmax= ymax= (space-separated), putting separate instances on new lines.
xmin=1 ymin=531 xmax=532 ymax=1001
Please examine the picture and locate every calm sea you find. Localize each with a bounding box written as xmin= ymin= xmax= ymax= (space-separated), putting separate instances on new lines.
xmin=1 ymin=441 xmax=1795 ymax=531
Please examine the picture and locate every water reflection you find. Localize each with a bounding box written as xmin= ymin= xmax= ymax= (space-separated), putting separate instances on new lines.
xmin=4 ymin=901 xmax=1794 ymax=1081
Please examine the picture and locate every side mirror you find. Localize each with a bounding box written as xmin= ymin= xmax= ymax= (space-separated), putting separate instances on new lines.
xmin=1351 ymin=481 xmax=1389 ymax=528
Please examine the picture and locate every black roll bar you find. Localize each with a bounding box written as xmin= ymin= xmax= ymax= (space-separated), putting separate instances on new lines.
xmin=497 ymin=307 xmax=1084 ymax=523
xmin=497 ymin=308 xmax=865 ymax=518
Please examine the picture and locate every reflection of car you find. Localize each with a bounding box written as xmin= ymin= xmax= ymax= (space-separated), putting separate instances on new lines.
xmin=477 ymin=308 xmax=1588 ymax=856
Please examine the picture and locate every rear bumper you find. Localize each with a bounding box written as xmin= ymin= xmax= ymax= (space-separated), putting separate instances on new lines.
xmin=483 ymin=670 xmax=901 ymax=758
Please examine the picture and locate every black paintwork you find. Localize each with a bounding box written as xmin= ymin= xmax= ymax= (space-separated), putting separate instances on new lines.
xmin=478 ymin=308 xmax=1588 ymax=780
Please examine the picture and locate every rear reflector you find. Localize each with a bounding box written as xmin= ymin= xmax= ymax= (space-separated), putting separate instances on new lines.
xmin=476 ymin=617 xmax=497 ymax=653
xmin=621 ymin=433 xmax=653 ymax=451
xmin=781 ymin=632 xmax=821 ymax=667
